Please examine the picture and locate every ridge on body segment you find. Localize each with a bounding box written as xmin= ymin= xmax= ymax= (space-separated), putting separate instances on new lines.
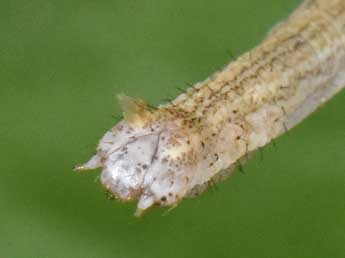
xmin=75 ymin=0 xmax=345 ymax=216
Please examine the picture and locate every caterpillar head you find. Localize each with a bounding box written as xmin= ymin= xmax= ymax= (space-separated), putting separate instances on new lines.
xmin=75 ymin=95 xmax=206 ymax=216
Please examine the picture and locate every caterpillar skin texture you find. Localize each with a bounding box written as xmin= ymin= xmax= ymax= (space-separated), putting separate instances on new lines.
xmin=75 ymin=0 xmax=345 ymax=216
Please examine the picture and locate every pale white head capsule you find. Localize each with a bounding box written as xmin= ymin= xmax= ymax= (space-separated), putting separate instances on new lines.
xmin=75 ymin=95 xmax=209 ymax=216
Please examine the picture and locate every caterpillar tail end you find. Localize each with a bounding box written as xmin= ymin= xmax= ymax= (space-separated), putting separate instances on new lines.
xmin=75 ymin=95 xmax=211 ymax=217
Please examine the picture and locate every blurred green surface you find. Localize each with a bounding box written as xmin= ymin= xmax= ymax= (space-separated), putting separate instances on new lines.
xmin=1 ymin=0 xmax=345 ymax=257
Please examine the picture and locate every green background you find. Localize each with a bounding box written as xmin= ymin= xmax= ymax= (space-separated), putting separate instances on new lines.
xmin=1 ymin=0 xmax=344 ymax=257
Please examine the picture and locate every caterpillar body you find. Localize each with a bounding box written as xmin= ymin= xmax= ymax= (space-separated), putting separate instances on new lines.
xmin=75 ymin=0 xmax=345 ymax=217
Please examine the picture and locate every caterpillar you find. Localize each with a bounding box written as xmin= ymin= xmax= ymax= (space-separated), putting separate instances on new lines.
xmin=75 ymin=0 xmax=345 ymax=217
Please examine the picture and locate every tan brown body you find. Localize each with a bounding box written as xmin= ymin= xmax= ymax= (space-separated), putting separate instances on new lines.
xmin=76 ymin=0 xmax=345 ymax=216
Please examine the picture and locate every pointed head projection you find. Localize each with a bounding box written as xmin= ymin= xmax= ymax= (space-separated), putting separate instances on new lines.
xmin=75 ymin=95 xmax=207 ymax=216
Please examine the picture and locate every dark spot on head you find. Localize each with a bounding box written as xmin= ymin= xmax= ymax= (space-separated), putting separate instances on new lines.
xmin=153 ymin=177 xmax=157 ymax=181
xmin=142 ymin=164 xmax=148 ymax=169
xmin=236 ymin=136 xmax=241 ymax=140
xmin=100 ymin=155 xmax=107 ymax=163
xmin=201 ymin=141 xmax=205 ymax=148
xmin=212 ymin=133 xmax=216 ymax=137
xmin=168 ymin=192 xmax=173 ymax=197
xmin=232 ymin=110 xmax=238 ymax=114
xmin=187 ymin=140 xmax=190 ymax=144
xmin=161 ymin=196 xmax=167 ymax=202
